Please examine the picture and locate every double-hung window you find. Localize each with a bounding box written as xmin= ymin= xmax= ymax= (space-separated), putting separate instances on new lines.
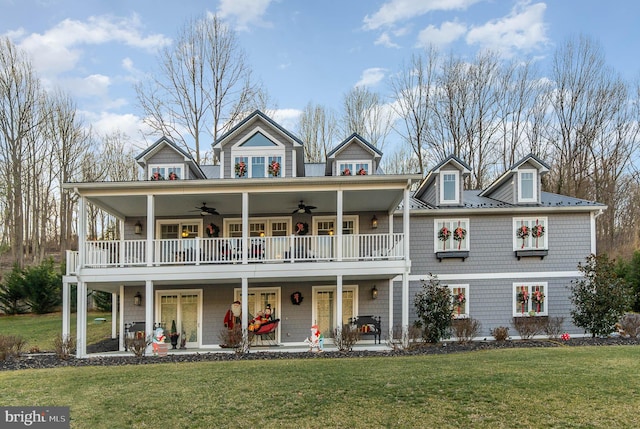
xmin=513 ymin=282 xmax=547 ymax=316
xmin=337 ymin=161 xmax=371 ymax=176
xmin=513 ymin=217 xmax=547 ymax=250
xmin=231 ymin=130 xmax=285 ymax=178
xmin=434 ymin=219 xmax=469 ymax=252
xmin=149 ymin=164 xmax=183 ymax=180
xmin=518 ymin=169 xmax=537 ymax=203
xmin=440 ymin=171 xmax=459 ymax=204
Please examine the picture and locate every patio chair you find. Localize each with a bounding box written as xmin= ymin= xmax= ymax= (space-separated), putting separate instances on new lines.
xmin=250 ymin=319 xmax=280 ymax=346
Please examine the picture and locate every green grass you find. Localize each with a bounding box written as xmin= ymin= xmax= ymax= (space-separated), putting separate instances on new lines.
xmin=1 ymin=346 xmax=640 ymax=428
xmin=0 ymin=311 xmax=112 ymax=351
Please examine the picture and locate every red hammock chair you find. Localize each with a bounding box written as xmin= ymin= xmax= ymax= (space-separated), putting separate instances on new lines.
xmin=250 ymin=319 xmax=280 ymax=345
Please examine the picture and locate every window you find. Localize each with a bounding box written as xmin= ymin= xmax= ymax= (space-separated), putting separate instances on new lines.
xmin=231 ymin=129 xmax=285 ymax=178
xmin=448 ymin=284 xmax=469 ymax=318
xmin=149 ymin=164 xmax=183 ymax=180
xmin=337 ymin=161 xmax=371 ymax=176
xmin=440 ymin=171 xmax=459 ymax=204
xmin=513 ymin=217 xmax=547 ymax=250
xmin=518 ymin=169 xmax=537 ymax=203
xmin=434 ymin=219 xmax=469 ymax=252
xmin=513 ymin=283 xmax=547 ymax=316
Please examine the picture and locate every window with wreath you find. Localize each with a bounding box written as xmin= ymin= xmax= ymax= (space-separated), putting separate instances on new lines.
xmin=150 ymin=165 xmax=183 ymax=181
xmin=434 ymin=219 xmax=469 ymax=252
xmin=338 ymin=161 xmax=371 ymax=176
xmin=448 ymin=285 xmax=469 ymax=318
xmin=231 ymin=130 xmax=285 ymax=178
xmin=513 ymin=217 xmax=547 ymax=250
xmin=513 ymin=283 xmax=547 ymax=316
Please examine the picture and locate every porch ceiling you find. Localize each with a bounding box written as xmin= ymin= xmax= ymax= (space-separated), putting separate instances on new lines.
xmin=74 ymin=177 xmax=416 ymax=219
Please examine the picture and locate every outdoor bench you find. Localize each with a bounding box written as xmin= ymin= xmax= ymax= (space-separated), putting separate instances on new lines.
xmin=349 ymin=315 xmax=382 ymax=344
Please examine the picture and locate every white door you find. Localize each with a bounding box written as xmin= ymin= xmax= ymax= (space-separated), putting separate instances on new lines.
xmin=156 ymin=290 xmax=201 ymax=348
xmin=312 ymin=286 xmax=358 ymax=339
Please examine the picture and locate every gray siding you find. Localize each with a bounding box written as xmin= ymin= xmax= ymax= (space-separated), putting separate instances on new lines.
xmin=491 ymin=175 xmax=515 ymax=204
xmin=333 ymin=142 xmax=377 ymax=175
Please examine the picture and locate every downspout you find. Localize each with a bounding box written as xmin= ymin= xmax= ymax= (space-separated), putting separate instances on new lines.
xmin=591 ymin=208 xmax=604 ymax=255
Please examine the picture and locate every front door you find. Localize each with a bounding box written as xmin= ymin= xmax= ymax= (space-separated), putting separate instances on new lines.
xmin=234 ymin=287 xmax=280 ymax=342
xmin=156 ymin=290 xmax=201 ymax=348
xmin=312 ymin=286 xmax=358 ymax=339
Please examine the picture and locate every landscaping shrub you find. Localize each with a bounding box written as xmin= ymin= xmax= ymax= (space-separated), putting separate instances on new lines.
xmin=0 ymin=334 xmax=26 ymax=360
xmin=545 ymin=316 xmax=565 ymax=339
xmin=451 ymin=317 xmax=481 ymax=343
xmin=219 ymin=325 xmax=243 ymax=351
xmin=387 ymin=324 xmax=422 ymax=351
xmin=571 ymin=254 xmax=633 ymax=337
xmin=92 ymin=290 xmax=113 ymax=312
xmin=125 ymin=334 xmax=151 ymax=357
xmin=491 ymin=326 xmax=509 ymax=341
xmin=618 ymin=313 xmax=640 ymax=338
xmin=414 ymin=274 xmax=453 ymax=343
xmin=512 ymin=316 xmax=547 ymax=339
xmin=0 ymin=263 xmax=27 ymax=315
xmin=334 ymin=324 xmax=360 ymax=351
xmin=53 ymin=334 xmax=76 ymax=359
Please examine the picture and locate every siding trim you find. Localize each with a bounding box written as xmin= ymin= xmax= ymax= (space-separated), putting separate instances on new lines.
xmin=403 ymin=271 xmax=581 ymax=281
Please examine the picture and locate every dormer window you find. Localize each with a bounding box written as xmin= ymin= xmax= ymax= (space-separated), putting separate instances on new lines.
xmin=338 ymin=161 xmax=371 ymax=176
xmin=150 ymin=165 xmax=182 ymax=181
xmin=231 ymin=129 xmax=285 ymax=179
xmin=440 ymin=171 xmax=459 ymax=204
xmin=518 ymin=169 xmax=537 ymax=203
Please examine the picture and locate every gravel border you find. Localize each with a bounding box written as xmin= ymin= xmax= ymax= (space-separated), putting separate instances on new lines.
xmin=2 ymin=336 xmax=639 ymax=372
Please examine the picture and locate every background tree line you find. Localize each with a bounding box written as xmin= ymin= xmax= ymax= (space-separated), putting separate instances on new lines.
xmin=0 ymin=13 xmax=639 ymax=279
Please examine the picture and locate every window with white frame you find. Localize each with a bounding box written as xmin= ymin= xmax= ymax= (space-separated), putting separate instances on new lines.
xmin=513 ymin=282 xmax=547 ymax=316
xmin=513 ymin=217 xmax=547 ymax=250
xmin=448 ymin=284 xmax=469 ymax=318
xmin=434 ymin=219 xmax=469 ymax=252
xmin=149 ymin=164 xmax=183 ymax=180
xmin=312 ymin=285 xmax=358 ymax=338
xmin=518 ymin=169 xmax=537 ymax=203
xmin=231 ymin=130 xmax=285 ymax=179
xmin=337 ymin=161 xmax=371 ymax=176
xmin=440 ymin=171 xmax=460 ymax=204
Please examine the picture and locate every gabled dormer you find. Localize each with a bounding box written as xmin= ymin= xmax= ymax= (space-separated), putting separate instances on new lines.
xmin=135 ymin=136 xmax=206 ymax=181
xmin=325 ymin=133 xmax=382 ymax=176
xmin=479 ymin=154 xmax=550 ymax=205
xmin=414 ymin=155 xmax=471 ymax=207
xmin=213 ymin=110 xmax=305 ymax=179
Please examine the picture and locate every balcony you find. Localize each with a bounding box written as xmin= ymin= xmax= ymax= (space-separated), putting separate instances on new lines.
xmin=66 ymin=233 xmax=405 ymax=275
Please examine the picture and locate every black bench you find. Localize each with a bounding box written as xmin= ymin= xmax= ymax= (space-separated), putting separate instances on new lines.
xmin=349 ymin=315 xmax=382 ymax=344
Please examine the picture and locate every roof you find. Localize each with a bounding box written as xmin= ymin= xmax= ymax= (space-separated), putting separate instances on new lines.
xmin=480 ymin=153 xmax=550 ymax=197
xmin=135 ymin=136 xmax=206 ymax=179
xmin=327 ymin=133 xmax=383 ymax=159
xmin=213 ymin=110 xmax=305 ymax=149
xmin=414 ymin=155 xmax=472 ymax=199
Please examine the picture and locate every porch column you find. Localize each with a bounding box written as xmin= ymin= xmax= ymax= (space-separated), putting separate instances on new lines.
xmin=145 ymin=280 xmax=154 ymax=353
xmin=76 ymin=280 xmax=87 ymax=358
xmin=242 ymin=192 xmax=248 ymax=264
xmin=146 ymin=195 xmax=154 ymax=266
xmin=62 ymin=280 xmax=71 ymax=340
xmin=118 ymin=218 xmax=125 ymax=267
xmin=403 ymin=187 xmax=410 ymax=263
xmin=388 ymin=278 xmax=394 ymax=341
xmin=241 ymin=277 xmax=249 ymax=352
xmin=336 ymin=275 xmax=343 ymax=336
xmin=402 ymin=272 xmax=409 ymax=344
xmin=119 ymin=285 xmax=125 ymax=351
xmin=111 ymin=292 xmax=118 ymax=339
xmin=336 ymin=190 xmax=343 ymax=261
xmin=402 ymin=187 xmax=410 ymax=344
xmin=78 ymin=196 xmax=86 ymax=267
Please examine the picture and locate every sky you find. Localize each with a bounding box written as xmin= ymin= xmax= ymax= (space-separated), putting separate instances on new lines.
xmin=1 ymin=0 xmax=639 ymax=154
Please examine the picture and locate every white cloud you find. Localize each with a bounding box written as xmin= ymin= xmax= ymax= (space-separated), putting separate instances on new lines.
xmin=416 ymin=21 xmax=467 ymax=48
xmin=270 ymin=108 xmax=302 ymax=131
xmin=14 ymin=15 xmax=171 ymax=75
xmin=363 ymin=0 xmax=481 ymax=30
xmin=374 ymin=32 xmax=401 ymax=48
xmin=217 ymin=0 xmax=274 ymax=31
xmin=82 ymin=110 xmax=151 ymax=149
xmin=355 ymin=68 xmax=387 ymax=88
xmin=466 ymin=2 xmax=549 ymax=55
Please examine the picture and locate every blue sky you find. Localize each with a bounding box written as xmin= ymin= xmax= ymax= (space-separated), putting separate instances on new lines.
xmin=1 ymin=0 xmax=639 ymax=152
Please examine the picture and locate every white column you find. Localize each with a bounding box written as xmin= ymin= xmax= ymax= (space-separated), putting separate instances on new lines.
xmin=336 ymin=275 xmax=343 ymax=334
xmin=145 ymin=280 xmax=154 ymax=353
xmin=241 ymin=277 xmax=249 ymax=352
xmin=119 ymin=285 xmax=125 ymax=351
xmin=242 ymin=192 xmax=249 ymax=264
xmin=403 ymin=187 xmax=410 ymax=263
xmin=146 ymin=195 xmax=154 ymax=266
xmin=62 ymin=281 xmax=70 ymax=339
xmin=78 ymin=197 xmax=86 ymax=267
xmin=76 ymin=280 xmax=87 ymax=358
xmin=111 ymin=293 xmax=117 ymax=339
xmin=388 ymin=278 xmax=394 ymax=341
xmin=402 ymin=187 xmax=410 ymax=342
xmin=336 ymin=190 xmax=343 ymax=261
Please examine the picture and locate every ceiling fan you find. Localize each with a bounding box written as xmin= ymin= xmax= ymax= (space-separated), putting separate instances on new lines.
xmin=190 ymin=203 xmax=219 ymax=216
xmin=292 ymin=200 xmax=316 ymax=214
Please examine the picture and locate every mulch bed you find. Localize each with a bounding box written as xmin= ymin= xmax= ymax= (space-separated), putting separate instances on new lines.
xmin=2 ymin=336 xmax=639 ymax=372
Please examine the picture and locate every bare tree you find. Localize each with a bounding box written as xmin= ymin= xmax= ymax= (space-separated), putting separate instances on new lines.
xmin=0 ymin=38 xmax=44 ymax=267
xmin=136 ymin=13 xmax=265 ymax=165
xmin=389 ymin=49 xmax=438 ymax=175
xmin=296 ymin=102 xmax=338 ymax=163
xmin=340 ymin=86 xmax=393 ymax=150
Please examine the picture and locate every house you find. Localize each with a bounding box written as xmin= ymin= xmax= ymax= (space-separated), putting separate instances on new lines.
xmin=62 ymin=110 xmax=605 ymax=357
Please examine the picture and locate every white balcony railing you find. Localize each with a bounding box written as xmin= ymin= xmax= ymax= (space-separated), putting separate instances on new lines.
xmin=66 ymin=233 xmax=404 ymax=273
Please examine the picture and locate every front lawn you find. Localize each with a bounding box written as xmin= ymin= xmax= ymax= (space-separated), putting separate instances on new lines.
xmin=1 ymin=346 xmax=639 ymax=428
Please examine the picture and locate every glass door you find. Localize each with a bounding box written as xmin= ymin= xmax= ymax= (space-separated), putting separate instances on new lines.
xmin=157 ymin=290 xmax=201 ymax=348
xmin=234 ymin=288 xmax=280 ymax=341
xmin=312 ymin=286 xmax=357 ymax=339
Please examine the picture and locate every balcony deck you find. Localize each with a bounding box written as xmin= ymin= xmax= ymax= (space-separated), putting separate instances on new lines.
xmin=67 ymin=233 xmax=405 ymax=275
